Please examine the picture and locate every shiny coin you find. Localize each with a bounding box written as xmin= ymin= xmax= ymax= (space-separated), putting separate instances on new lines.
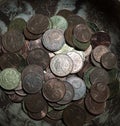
xmin=66 ymin=76 xmax=86 ymax=100
xmin=92 ymin=45 xmax=110 ymax=62
xmin=42 ymin=29 xmax=65 ymax=51
xmin=49 ymin=15 xmax=68 ymax=31
xmin=67 ymin=51 xmax=84 ymax=73
xmin=27 ymin=14 xmax=49 ymax=34
xmin=42 ymin=78 xmax=66 ymax=102
xmin=27 ymin=48 xmax=50 ymax=70
xmin=2 ymin=29 xmax=25 ymax=52
xmin=50 ymin=54 xmax=73 ymax=77
xmin=84 ymin=44 xmax=92 ymax=57
xmin=90 ymin=82 xmax=110 ymax=103
xmin=101 ymin=52 xmax=117 ymax=69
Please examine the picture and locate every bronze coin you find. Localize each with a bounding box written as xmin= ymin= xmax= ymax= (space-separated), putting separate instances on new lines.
xmin=73 ymin=24 xmax=92 ymax=43
xmin=42 ymin=78 xmax=66 ymax=102
xmin=101 ymin=52 xmax=117 ymax=69
xmin=2 ymin=29 xmax=25 ymax=52
xmin=90 ymin=82 xmax=110 ymax=103
xmin=22 ymin=72 xmax=44 ymax=94
xmin=90 ymin=31 xmax=111 ymax=48
xmin=89 ymin=67 xmax=110 ymax=85
xmin=63 ymin=104 xmax=86 ymax=126
xmin=24 ymin=92 xmax=47 ymax=113
xmin=27 ymin=48 xmax=50 ymax=70
xmin=27 ymin=14 xmax=49 ymax=34
xmin=85 ymin=94 xmax=106 ymax=115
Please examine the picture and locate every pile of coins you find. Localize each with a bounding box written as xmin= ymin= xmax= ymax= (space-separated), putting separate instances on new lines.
xmin=0 ymin=9 xmax=119 ymax=126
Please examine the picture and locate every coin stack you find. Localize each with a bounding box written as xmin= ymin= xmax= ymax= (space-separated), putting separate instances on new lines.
xmin=0 ymin=9 xmax=119 ymax=126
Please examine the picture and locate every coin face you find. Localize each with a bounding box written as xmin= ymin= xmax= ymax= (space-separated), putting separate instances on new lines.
xmin=2 ymin=29 xmax=25 ymax=52
xmin=42 ymin=78 xmax=66 ymax=102
xmin=27 ymin=14 xmax=49 ymax=34
xmin=50 ymin=54 xmax=73 ymax=77
xmin=42 ymin=29 xmax=65 ymax=51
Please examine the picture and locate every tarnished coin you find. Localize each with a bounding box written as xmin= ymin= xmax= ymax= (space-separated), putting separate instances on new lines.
xmin=27 ymin=48 xmax=50 ymax=70
xmin=50 ymin=54 xmax=73 ymax=77
xmin=2 ymin=29 xmax=25 ymax=52
xmin=27 ymin=14 xmax=49 ymax=34
xmin=63 ymin=104 xmax=86 ymax=126
xmin=67 ymin=51 xmax=84 ymax=73
xmin=73 ymin=24 xmax=92 ymax=43
xmin=66 ymin=76 xmax=86 ymax=100
xmin=84 ymin=45 xmax=92 ymax=57
xmin=90 ymin=82 xmax=110 ymax=103
xmin=15 ymin=89 xmax=27 ymax=97
xmin=87 ymin=21 xmax=99 ymax=33
xmin=49 ymin=15 xmax=68 ymax=31
xmin=101 ymin=52 xmax=117 ymax=69
xmin=92 ymin=45 xmax=110 ymax=62
xmin=85 ymin=94 xmax=106 ymax=115
xmin=42 ymin=78 xmax=66 ymax=102
xmin=42 ymin=29 xmax=65 ymax=51
xmin=57 ymin=81 xmax=74 ymax=105
xmin=89 ymin=67 xmax=110 ymax=85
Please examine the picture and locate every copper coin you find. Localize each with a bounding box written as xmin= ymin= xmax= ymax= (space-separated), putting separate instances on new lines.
xmin=92 ymin=45 xmax=110 ymax=62
xmin=85 ymin=94 xmax=106 ymax=115
xmin=91 ymin=31 xmax=111 ymax=48
xmin=22 ymin=72 xmax=44 ymax=94
xmin=27 ymin=48 xmax=50 ymax=70
xmin=2 ymin=29 xmax=25 ymax=52
xmin=24 ymin=93 xmax=47 ymax=113
xmin=89 ymin=67 xmax=109 ymax=85
xmin=42 ymin=78 xmax=66 ymax=102
xmin=57 ymin=81 xmax=74 ymax=105
xmin=63 ymin=104 xmax=86 ymax=126
xmin=101 ymin=52 xmax=117 ymax=69
xmin=27 ymin=14 xmax=49 ymax=34
xmin=73 ymin=24 xmax=92 ymax=43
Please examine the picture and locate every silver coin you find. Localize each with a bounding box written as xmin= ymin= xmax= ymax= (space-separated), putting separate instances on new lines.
xmin=42 ymin=29 xmax=65 ymax=51
xmin=84 ymin=44 xmax=92 ymax=57
xmin=50 ymin=54 xmax=73 ymax=77
xmin=67 ymin=51 xmax=84 ymax=73
xmin=66 ymin=76 xmax=86 ymax=100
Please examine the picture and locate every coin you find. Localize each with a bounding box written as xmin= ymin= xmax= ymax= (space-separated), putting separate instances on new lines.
xmin=2 ymin=29 xmax=25 ymax=52
xmin=50 ymin=54 xmax=73 ymax=77
xmin=87 ymin=21 xmax=99 ymax=33
xmin=27 ymin=48 xmax=50 ymax=70
xmin=63 ymin=104 xmax=86 ymax=126
xmin=15 ymin=89 xmax=27 ymax=97
xmin=66 ymin=76 xmax=86 ymax=100
xmin=84 ymin=45 xmax=92 ymax=57
xmin=101 ymin=52 xmax=117 ymax=69
xmin=67 ymin=51 xmax=84 ymax=73
xmin=42 ymin=78 xmax=66 ymax=102
xmin=89 ymin=67 xmax=110 ymax=85
xmin=85 ymin=94 xmax=106 ymax=115
xmin=27 ymin=14 xmax=49 ymax=34
xmin=42 ymin=29 xmax=65 ymax=51
xmin=92 ymin=45 xmax=110 ymax=62
xmin=73 ymin=24 xmax=92 ymax=43
xmin=90 ymin=82 xmax=110 ymax=103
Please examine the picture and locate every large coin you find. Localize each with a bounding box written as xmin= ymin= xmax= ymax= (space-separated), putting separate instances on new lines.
xmin=50 ymin=54 xmax=73 ymax=77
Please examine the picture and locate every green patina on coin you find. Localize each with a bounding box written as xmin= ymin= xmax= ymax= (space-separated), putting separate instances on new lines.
xmin=0 ymin=68 xmax=21 ymax=90
xmin=49 ymin=15 xmax=68 ymax=31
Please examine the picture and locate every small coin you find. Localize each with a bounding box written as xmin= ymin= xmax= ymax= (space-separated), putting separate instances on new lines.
xmin=85 ymin=94 xmax=106 ymax=115
xmin=50 ymin=54 xmax=73 ymax=77
xmin=89 ymin=67 xmax=110 ymax=85
xmin=73 ymin=24 xmax=92 ymax=43
xmin=92 ymin=45 xmax=110 ymax=62
xmin=84 ymin=45 xmax=92 ymax=57
xmin=87 ymin=21 xmax=99 ymax=33
xmin=27 ymin=14 xmax=49 ymax=34
xmin=66 ymin=76 xmax=86 ymax=100
xmin=42 ymin=29 xmax=65 ymax=51
xmin=67 ymin=51 xmax=84 ymax=73
xmin=2 ymin=29 xmax=25 ymax=52
xmin=42 ymin=78 xmax=66 ymax=102
xmin=15 ymin=89 xmax=27 ymax=97
xmin=63 ymin=104 xmax=86 ymax=126
xmin=101 ymin=52 xmax=117 ymax=69
xmin=27 ymin=48 xmax=50 ymax=70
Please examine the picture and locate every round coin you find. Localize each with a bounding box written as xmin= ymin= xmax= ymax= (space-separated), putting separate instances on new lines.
xmin=84 ymin=44 xmax=92 ymax=57
xmin=50 ymin=54 xmax=73 ymax=77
